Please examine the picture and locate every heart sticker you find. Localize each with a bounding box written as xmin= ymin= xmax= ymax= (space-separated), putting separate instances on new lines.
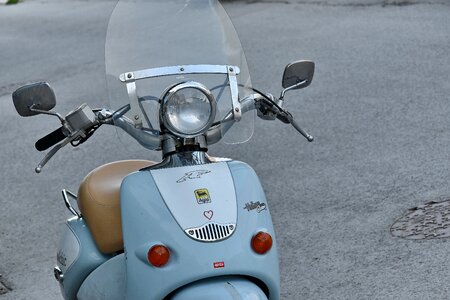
xmin=203 ymin=210 xmax=214 ymax=220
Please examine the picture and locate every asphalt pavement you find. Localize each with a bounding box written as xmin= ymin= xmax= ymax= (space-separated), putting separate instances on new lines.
xmin=1 ymin=0 xmax=450 ymax=299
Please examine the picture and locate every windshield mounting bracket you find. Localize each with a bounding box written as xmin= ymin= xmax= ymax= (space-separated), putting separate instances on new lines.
xmin=119 ymin=64 xmax=242 ymax=122
xmin=123 ymin=72 xmax=144 ymax=127
xmin=227 ymin=66 xmax=241 ymax=121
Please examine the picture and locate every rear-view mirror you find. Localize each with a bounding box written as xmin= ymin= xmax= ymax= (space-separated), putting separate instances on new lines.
xmin=282 ymin=60 xmax=315 ymax=90
xmin=12 ymin=82 xmax=56 ymax=117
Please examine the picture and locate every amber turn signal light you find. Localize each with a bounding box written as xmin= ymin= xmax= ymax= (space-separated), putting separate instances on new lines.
xmin=251 ymin=231 xmax=273 ymax=254
xmin=147 ymin=245 xmax=170 ymax=267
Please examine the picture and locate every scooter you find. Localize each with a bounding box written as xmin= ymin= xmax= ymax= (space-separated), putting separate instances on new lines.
xmin=12 ymin=0 xmax=315 ymax=299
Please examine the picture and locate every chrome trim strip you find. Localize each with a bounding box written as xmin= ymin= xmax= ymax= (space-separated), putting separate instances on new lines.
xmin=119 ymin=65 xmax=240 ymax=82
xmin=54 ymin=266 xmax=64 ymax=283
xmin=185 ymin=222 xmax=236 ymax=242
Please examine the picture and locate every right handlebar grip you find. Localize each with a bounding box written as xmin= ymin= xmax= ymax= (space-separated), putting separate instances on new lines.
xmin=35 ymin=127 xmax=67 ymax=151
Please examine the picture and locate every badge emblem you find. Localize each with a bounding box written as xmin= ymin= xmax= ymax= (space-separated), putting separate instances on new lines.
xmin=195 ymin=188 xmax=211 ymax=204
xmin=214 ymin=261 xmax=225 ymax=269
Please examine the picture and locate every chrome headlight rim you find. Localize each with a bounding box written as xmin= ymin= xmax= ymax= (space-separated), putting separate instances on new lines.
xmin=160 ymin=81 xmax=217 ymax=139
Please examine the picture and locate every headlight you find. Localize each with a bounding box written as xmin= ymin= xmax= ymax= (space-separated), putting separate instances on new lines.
xmin=160 ymin=81 xmax=216 ymax=138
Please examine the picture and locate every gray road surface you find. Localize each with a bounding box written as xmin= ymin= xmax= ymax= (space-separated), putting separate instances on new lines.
xmin=1 ymin=0 xmax=450 ymax=299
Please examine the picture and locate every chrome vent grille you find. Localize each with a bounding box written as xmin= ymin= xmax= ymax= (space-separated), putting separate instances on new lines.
xmin=185 ymin=222 xmax=235 ymax=242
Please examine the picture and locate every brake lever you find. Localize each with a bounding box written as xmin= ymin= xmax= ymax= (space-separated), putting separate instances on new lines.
xmin=35 ymin=138 xmax=72 ymax=173
xmin=35 ymin=125 xmax=99 ymax=173
xmin=256 ymin=96 xmax=313 ymax=142
xmin=289 ymin=116 xmax=314 ymax=142
xmin=276 ymin=109 xmax=313 ymax=142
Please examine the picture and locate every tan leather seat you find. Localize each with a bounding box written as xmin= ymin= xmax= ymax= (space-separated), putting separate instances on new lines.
xmin=77 ymin=160 xmax=156 ymax=254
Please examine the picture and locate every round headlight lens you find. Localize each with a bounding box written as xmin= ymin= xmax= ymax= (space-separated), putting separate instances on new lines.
xmin=161 ymin=82 xmax=216 ymax=138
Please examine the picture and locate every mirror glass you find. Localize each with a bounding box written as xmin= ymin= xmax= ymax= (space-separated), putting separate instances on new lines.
xmin=12 ymin=82 xmax=56 ymax=117
xmin=282 ymin=60 xmax=315 ymax=89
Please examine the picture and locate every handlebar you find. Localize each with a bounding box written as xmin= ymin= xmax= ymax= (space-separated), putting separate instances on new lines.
xmin=205 ymin=92 xmax=313 ymax=144
xmin=35 ymin=126 xmax=67 ymax=151
xmin=32 ymin=89 xmax=312 ymax=172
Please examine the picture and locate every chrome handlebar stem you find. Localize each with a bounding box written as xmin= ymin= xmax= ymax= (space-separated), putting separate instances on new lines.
xmin=97 ymin=109 xmax=162 ymax=150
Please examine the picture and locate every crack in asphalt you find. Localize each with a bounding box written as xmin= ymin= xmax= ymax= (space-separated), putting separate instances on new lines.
xmin=0 ymin=275 xmax=13 ymax=295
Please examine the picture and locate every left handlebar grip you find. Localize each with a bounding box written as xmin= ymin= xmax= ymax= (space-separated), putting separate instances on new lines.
xmin=35 ymin=127 xmax=67 ymax=151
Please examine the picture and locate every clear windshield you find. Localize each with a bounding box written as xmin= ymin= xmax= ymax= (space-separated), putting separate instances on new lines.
xmin=105 ymin=0 xmax=254 ymax=145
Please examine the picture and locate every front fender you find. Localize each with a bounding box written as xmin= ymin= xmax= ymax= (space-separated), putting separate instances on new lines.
xmin=169 ymin=276 xmax=268 ymax=300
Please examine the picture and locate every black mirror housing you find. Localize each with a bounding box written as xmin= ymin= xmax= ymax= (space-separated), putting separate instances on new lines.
xmin=12 ymin=82 xmax=56 ymax=117
xmin=282 ymin=60 xmax=315 ymax=90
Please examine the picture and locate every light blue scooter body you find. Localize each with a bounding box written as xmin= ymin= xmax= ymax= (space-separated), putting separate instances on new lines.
xmin=121 ymin=160 xmax=280 ymax=299
xmin=77 ymin=255 xmax=269 ymax=300
xmin=56 ymin=218 xmax=112 ymax=300
xmin=170 ymin=276 xmax=269 ymax=299
xmin=74 ymin=160 xmax=280 ymax=299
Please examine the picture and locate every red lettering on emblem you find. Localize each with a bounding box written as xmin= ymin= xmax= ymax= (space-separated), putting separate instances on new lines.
xmin=214 ymin=261 xmax=225 ymax=269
